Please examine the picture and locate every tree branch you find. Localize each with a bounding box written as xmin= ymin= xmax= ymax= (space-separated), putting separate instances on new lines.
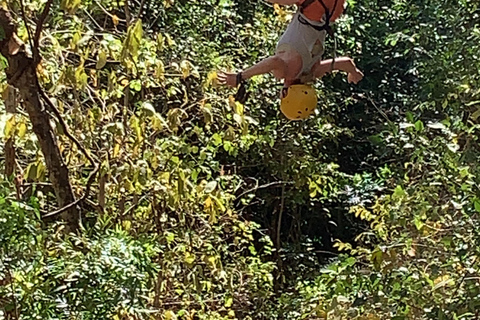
xmin=33 ymin=0 xmax=54 ymax=64
xmin=40 ymin=89 xmax=100 ymax=220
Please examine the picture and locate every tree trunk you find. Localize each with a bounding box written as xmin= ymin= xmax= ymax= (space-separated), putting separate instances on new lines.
xmin=0 ymin=8 xmax=79 ymax=231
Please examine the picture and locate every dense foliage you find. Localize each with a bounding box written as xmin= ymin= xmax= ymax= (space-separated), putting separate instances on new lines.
xmin=1 ymin=0 xmax=480 ymax=319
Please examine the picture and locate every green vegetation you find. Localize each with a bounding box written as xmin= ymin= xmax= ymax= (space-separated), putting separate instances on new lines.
xmin=1 ymin=0 xmax=480 ymax=319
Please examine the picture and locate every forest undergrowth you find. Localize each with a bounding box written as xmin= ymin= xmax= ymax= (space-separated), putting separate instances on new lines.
xmin=1 ymin=0 xmax=480 ymax=319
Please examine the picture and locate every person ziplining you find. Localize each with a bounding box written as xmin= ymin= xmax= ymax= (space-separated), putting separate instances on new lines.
xmin=218 ymin=0 xmax=364 ymax=120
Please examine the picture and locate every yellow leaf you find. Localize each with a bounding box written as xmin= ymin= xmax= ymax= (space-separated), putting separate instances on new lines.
xmin=433 ymin=274 xmax=453 ymax=290
xmin=96 ymin=50 xmax=107 ymax=69
xmin=121 ymin=20 xmax=143 ymax=64
xmin=113 ymin=143 xmax=121 ymax=158
xmin=17 ymin=122 xmax=27 ymax=139
xmin=207 ymin=255 xmax=216 ymax=267
xmin=164 ymin=310 xmax=177 ymax=320
xmin=315 ymin=309 xmax=327 ymax=319
xmin=112 ymin=14 xmax=119 ymax=26
xmin=180 ymin=60 xmax=192 ymax=79
xmin=122 ymin=220 xmax=132 ymax=231
xmin=165 ymin=33 xmax=175 ymax=47
xmin=273 ymin=4 xmax=283 ymax=15
xmin=61 ymin=0 xmax=81 ymax=14
xmin=204 ymin=196 xmax=213 ymax=210
xmin=235 ymin=101 xmax=244 ymax=115
xmin=212 ymin=196 xmax=225 ymax=211
xmin=202 ymin=104 xmax=213 ymax=125
xmin=228 ymin=95 xmax=236 ymax=110
xmin=156 ymin=60 xmax=165 ymax=82
xmin=4 ymin=115 xmax=16 ymax=139
xmin=164 ymin=0 xmax=174 ymax=8
xmin=273 ymin=3 xmax=288 ymax=21
xmin=157 ymin=34 xmax=164 ymax=51
xmin=153 ymin=114 xmax=168 ymax=132
xmin=36 ymin=62 xmax=50 ymax=84
xmin=36 ymin=161 xmax=46 ymax=181
xmin=204 ymin=71 xmax=218 ymax=87
xmin=75 ymin=65 xmax=88 ymax=89
xmin=184 ymin=252 xmax=195 ymax=264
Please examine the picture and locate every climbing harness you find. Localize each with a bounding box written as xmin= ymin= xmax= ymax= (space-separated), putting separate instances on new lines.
xmin=298 ymin=0 xmax=344 ymax=38
xmin=298 ymin=0 xmax=343 ymax=74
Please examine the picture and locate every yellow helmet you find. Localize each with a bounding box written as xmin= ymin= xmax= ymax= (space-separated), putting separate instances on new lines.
xmin=280 ymin=84 xmax=318 ymax=120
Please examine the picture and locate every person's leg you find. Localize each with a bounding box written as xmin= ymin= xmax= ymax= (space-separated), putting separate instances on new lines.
xmin=312 ymin=57 xmax=364 ymax=83
xmin=218 ymin=50 xmax=302 ymax=87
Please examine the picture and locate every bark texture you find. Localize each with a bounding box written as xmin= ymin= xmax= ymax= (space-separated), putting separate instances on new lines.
xmin=0 ymin=7 xmax=79 ymax=230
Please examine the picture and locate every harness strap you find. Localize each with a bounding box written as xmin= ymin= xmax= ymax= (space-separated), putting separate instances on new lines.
xmin=299 ymin=0 xmax=340 ymax=38
xmin=298 ymin=14 xmax=334 ymax=38
xmin=298 ymin=0 xmax=340 ymax=77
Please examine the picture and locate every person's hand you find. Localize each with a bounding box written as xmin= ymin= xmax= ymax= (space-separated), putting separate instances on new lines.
xmin=347 ymin=68 xmax=364 ymax=84
xmin=218 ymin=72 xmax=239 ymax=88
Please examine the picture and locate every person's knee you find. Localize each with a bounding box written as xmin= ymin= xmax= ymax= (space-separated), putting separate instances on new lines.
xmin=275 ymin=51 xmax=302 ymax=79
xmin=271 ymin=55 xmax=288 ymax=79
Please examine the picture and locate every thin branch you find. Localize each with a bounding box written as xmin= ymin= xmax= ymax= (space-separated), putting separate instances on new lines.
xmin=124 ymin=0 xmax=131 ymax=27
xmin=123 ymin=192 xmax=151 ymax=217
xmin=82 ymin=8 xmax=104 ymax=30
xmin=361 ymin=92 xmax=393 ymax=125
xmin=280 ymin=250 xmax=339 ymax=257
xmin=276 ymin=183 xmax=285 ymax=252
xmin=33 ymin=0 xmax=53 ymax=64
xmin=452 ymin=256 xmax=479 ymax=299
xmin=235 ymin=181 xmax=294 ymax=201
xmin=136 ymin=0 xmax=147 ymax=20
xmin=18 ymin=0 xmax=34 ymax=53
xmin=94 ymin=0 xmax=126 ymax=21
xmin=40 ymin=90 xmax=100 ymax=219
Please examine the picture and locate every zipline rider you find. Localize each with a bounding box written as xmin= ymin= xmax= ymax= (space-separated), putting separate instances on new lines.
xmin=218 ymin=0 xmax=364 ymax=120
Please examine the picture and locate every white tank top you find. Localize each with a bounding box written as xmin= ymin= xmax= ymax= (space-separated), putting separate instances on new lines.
xmin=276 ymin=11 xmax=327 ymax=82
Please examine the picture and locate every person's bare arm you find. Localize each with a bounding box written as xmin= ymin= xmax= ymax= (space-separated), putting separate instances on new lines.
xmin=266 ymin=0 xmax=300 ymax=5
xmin=218 ymin=55 xmax=288 ymax=87
xmin=313 ymin=57 xmax=364 ymax=84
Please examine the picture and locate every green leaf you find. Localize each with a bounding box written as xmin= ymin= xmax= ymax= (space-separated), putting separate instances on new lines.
xmin=184 ymin=252 xmax=195 ymax=264
xmin=414 ymin=216 xmax=424 ymax=230
xmin=224 ymin=295 xmax=233 ymax=308
xmin=142 ymin=102 xmax=156 ymax=116
xmin=129 ymin=80 xmax=142 ymax=92
xmin=121 ymin=20 xmax=143 ymax=64
xmin=96 ymin=50 xmax=107 ymax=69
xmin=393 ymin=185 xmax=406 ymax=198
xmin=165 ymin=232 xmax=175 ymax=244
xmin=0 ymin=53 xmax=8 ymax=71
xmin=474 ymin=200 xmax=480 ymax=213
xmin=414 ymin=120 xmax=424 ymax=132
xmin=204 ymin=181 xmax=217 ymax=193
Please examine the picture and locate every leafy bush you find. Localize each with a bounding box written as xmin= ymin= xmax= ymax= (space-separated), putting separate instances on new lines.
xmin=1 ymin=0 xmax=480 ymax=318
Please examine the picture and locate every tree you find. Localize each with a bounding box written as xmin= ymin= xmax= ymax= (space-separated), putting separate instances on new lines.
xmin=0 ymin=5 xmax=79 ymax=231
